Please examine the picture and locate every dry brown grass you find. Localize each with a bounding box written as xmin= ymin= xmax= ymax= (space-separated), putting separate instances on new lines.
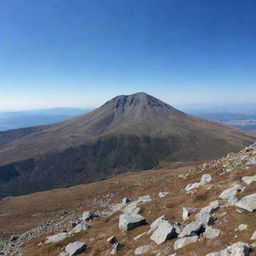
xmin=1 ymin=163 xmax=256 ymax=256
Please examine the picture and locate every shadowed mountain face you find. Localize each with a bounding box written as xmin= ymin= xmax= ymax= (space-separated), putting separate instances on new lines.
xmin=0 ymin=92 xmax=255 ymax=197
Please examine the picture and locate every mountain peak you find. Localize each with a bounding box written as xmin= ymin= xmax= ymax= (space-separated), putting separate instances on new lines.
xmin=103 ymin=92 xmax=171 ymax=112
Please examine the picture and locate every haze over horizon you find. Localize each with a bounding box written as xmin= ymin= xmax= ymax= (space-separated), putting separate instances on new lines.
xmin=1 ymin=0 xmax=256 ymax=111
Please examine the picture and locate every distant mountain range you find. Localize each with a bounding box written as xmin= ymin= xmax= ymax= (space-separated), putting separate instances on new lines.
xmin=178 ymin=103 xmax=256 ymax=131
xmin=0 ymin=92 xmax=254 ymax=198
xmin=0 ymin=108 xmax=91 ymax=131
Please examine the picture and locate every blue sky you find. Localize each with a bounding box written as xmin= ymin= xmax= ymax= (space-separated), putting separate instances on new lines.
xmin=0 ymin=0 xmax=256 ymax=111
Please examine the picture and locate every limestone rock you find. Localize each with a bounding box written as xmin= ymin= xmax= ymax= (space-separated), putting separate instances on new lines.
xmin=204 ymin=227 xmax=221 ymax=239
xmin=150 ymin=215 xmax=168 ymax=232
xmin=150 ymin=221 xmax=177 ymax=245
xmin=81 ymin=211 xmax=97 ymax=221
xmin=182 ymin=207 xmax=197 ymax=221
xmin=206 ymin=242 xmax=252 ymax=256
xmin=159 ymin=192 xmax=169 ymax=198
xmin=107 ymin=235 xmax=117 ymax=244
xmin=134 ymin=232 xmax=147 ymax=241
xmin=250 ymin=231 xmax=256 ymax=240
xmin=111 ymin=242 xmax=119 ymax=255
xmin=119 ymin=213 xmax=146 ymax=231
xmin=238 ymin=224 xmax=248 ymax=231
xmin=219 ymin=184 xmax=243 ymax=200
xmin=70 ymin=222 xmax=90 ymax=234
xmin=134 ymin=245 xmax=152 ymax=255
xmin=138 ymin=195 xmax=152 ymax=202
xmin=65 ymin=241 xmax=86 ymax=256
xmin=185 ymin=174 xmax=212 ymax=191
xmin=123 ymin=201 xmax=141 ymax=214
xmin=242 ymin=175 xmax=256 ymax=185
xmin=45 ymin=232 xmax=68 ymax=244
xmin=174 ymin=235 xmax=198 ymax=250
xmin=178 ymin=221 xmax=204 ymax=238
xmin=235 ymin=193 xmax=256 ymax=212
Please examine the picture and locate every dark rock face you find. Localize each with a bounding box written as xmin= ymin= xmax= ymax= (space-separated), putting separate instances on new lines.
xmin=0 ymin=93 xmax=255 ymax=197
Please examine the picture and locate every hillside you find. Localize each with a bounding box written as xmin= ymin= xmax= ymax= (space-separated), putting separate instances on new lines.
xmin=0 ymin=93 xmax=255 ymax=198
xmin=1 ymin=143 xmax=256 ymax=255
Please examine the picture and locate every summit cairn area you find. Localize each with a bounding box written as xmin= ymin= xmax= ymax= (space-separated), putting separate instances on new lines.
xmin=1 ymin=142 xmax=256 ymax=255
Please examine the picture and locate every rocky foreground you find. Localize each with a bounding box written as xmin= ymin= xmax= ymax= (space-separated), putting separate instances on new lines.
xmin=1 ymin=143 xmax=256 ymax=255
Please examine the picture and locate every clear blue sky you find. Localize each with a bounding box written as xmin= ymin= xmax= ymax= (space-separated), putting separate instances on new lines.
xmin=0 ymin=0 xmax=256 ymax=111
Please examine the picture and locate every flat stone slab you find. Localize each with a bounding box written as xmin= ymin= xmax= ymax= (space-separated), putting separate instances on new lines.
xmin=119 ymin=213 xmax=146 ymax=231
xmin=134 ymin=245 xmax=152 ymax=255
xmin=45 ymin=232 xmax=68 ymax=244
xmin=235 ymin=193 xmax=256 ymax=212
xmin=150 ymin=221 xmax=176 ymax=245
xmin=174 ymin=235 xmax=198 ymax=250
xmin=65 ymin=241 xmax=86 ymax=255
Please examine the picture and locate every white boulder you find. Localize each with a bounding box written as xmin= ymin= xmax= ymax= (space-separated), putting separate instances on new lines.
xmin=150 ymin=221 xmax=177 ymax=245
xmin=119 ymin=213 xmax=146 ymax=231
xmin=235 ymin=193 xmax=256 ymax=212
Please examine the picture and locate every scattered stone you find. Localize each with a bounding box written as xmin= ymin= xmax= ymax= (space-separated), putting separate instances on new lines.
xmin=204 ymin=227 xmax=221 ymax=239
xmin=219 ymin=184 xmax=243 ymax=201
xmin=242 ymin=175 xmax=256 ymax=185
xmin=134 ymin=232 xmax=147 ymax=241
xmin=134 ymin=245 xmax=152 ymax=255
xmin=195 ymin=201 xmax=219 ymax=225
xmin=235 ymin=193 xmax=256 ymax=212
xmin=119 ymin=213 xmax=146 ymax=231
xmin=111 ymin=242 xmax=119 ymax=254
xmin=251 ymin=231 xmax=256 ymax=240
xmin=65 ymin=241 xmax=86 ymax=255
xmin=45 ymin=232 xmax=69 ymax=244
xmin=246 ymin=158 xmax=256 ymax=166
xmin=159 ymin=192 xmax=169 ymax=198
xmin=71 ymin=218 xmax=81 ymax=228
xmin=174 ymin=235 xmax=198 ymax=250
xmin=122 ymin=197 xmax=130 ymax=204
xmin=9 ymin=235 xmax=19 ymax=242
xmin=70 ymin=222 xmax=90 ymax=233
xmin=182 ymin=207 xmax=197 ymax=221
xmin=178 ymin=221 xmax=204 ymax=238
xmin=81 ymin=211 xmax=97 ymax=221
xmin=185 ymin=174 xmax=212 ymax=191
xmin=206 ymin=242 xmax=252 ymax=256
xmin=238 ymin=224 xmax=248 ymax=231
xmin=150 ymin=221 xmax=177 ymax=245
xmin=150 ymin=215 xmax=168 ymax=232
xmin=107 ymin=235 xmax=117 ymax=244
xmin=138 ymin=195 xmax=152 ymax=202
xmin=123 ymin=201 xmax=141 ymax=214
xmin=59 ymin=252 xmax=69 ymax=256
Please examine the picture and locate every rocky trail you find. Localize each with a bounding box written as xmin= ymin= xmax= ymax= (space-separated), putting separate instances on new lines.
xmin=1 ymin=143 xmax=256 ymax=255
